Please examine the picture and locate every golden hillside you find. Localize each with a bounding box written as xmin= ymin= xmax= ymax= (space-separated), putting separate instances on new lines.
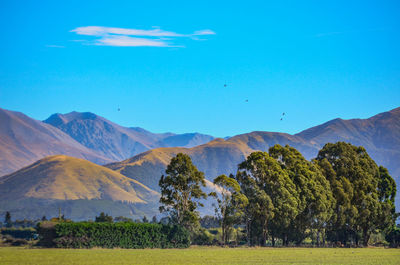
xmin=106 ymin=138 xmax=256 ymax=191
xmin=0 ymin=155 xmax=158 ymax=203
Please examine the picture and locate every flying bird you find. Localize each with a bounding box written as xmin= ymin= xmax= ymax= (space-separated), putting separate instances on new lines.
xmin=282 ymin=112 xmax=285 ymax=116
xmin=245 ymin=99 xmax=248 ymax=102
xmin=118 ymin=108 xmax=120 ymax=112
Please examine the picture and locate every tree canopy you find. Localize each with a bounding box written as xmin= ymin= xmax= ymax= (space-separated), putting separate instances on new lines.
xmin=315 ymin=142 xmax=397 ymax=246
xmin=157 ymin=143 xmax=397 ymax=247
xmin=209 ymin=174 xmax=248 ymax=245
xmin=159 ymin=153 xmax=207 ymax=231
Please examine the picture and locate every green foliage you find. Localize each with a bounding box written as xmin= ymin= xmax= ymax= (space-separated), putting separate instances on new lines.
xmin=151 ymin=216 xmax=158 ymax=224
xmin=200 ymin=215 xmax=220 ymax=228
xmin=378 ymin=166 xmax=397 ymax=204
xmin=1 ymin=227 xmax=36 ymax=240
xmin=36 ymin=221 xmax=58 ymax=247
xmin=159 ymin=153 xmax=207 ymax=231
xmin=95 ymin=212 xmax=113 ymax=223
xmin=236 ymin=151 xmax=299 ymax=246
xmin=52 ymin=222 xmax=190 ymax=249
xmin=315 ymin=142 xmax=397 ymax=246
xmin=269 ymin=145 xmax=335 ymax=245
xmin=385 ymin=225 xmax=400 ymax=247
xmin=209 ymin=174 xmax=248 ymax=245
xmin=114 ymin=216 xmax=133 ymax=222
xmin=191 ymin=228 xmax=215 ymax=245
xmin=5 ymin=212 xmax=12 ymax=228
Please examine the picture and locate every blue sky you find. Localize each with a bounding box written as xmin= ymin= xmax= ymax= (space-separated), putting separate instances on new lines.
xmin=1 ymin=1 xmax=399 ymax=137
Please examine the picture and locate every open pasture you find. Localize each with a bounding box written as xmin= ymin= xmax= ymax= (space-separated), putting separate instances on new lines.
xmin=1 ymin=246 xmax=399 ymax=265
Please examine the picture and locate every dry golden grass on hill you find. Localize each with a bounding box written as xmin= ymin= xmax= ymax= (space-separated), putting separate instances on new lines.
xmin=0 ymin=155 xmax=158 ymax=203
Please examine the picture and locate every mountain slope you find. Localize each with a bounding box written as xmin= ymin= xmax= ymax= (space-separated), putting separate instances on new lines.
xmin=0 ymin=108 xmax=111 ymax=176
xmin=106 ymin=107 xmax=400 ymax=208
xmin=44 ymin=112 xmax=158 ymax=161
xmin=0 ymin=155 xmax=158 ymax=203
xmin=107 ymin=137 xmax=270 ymax=191
xmin=0 ymin=155 xmax=159 ymax=220
xmin=296 ymin=107 xmax=400 ymax=178
xmin=44 ymin=112 xmax=215 ymax=161
xmin=157 ymin=133 xmax=215 ymax=148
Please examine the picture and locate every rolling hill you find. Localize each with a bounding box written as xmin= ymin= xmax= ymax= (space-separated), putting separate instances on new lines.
xmin=0 ymin=108 xmax=112 ymax=176
xmin=0 ymin=155 xmax=159 ymax=220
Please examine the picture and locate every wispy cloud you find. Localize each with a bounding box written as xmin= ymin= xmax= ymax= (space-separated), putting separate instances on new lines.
xmin=96 ymin=35 xmax=169 ymax=47
xmin=70 ymin=26 xmax=215 ymax=47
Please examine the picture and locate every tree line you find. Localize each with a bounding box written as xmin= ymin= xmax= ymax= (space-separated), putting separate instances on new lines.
xmin=158 ymin=142 xmax=398 ymax=247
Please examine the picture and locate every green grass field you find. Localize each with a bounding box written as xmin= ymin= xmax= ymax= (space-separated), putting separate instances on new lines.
xmin=1 ymin=247 xmax=400 ymax=265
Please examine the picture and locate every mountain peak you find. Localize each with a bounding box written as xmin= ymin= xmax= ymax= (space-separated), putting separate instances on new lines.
xmin=44 ymin=111 xmax=99 ymax=125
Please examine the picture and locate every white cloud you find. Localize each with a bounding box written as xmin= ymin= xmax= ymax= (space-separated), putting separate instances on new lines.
xmin=70 ymin=26 xmax=215 ymax=47
xmin=193 ymin=29 xmax=216 ymax=35
xmin=96 ymin=35 xmax=169 ymax=47
xmin=71 ymin=26 xmax=184 ymax=37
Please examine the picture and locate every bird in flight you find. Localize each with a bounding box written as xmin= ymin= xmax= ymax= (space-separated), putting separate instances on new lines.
xmin=245 ymin=99 xmax=248 ymax=102
xmin=118 ymin=108 xmax=120 ymax=112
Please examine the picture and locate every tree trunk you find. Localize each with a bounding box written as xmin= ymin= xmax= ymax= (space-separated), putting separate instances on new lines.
xmin=262 ymin=219 xmax=268 ymax=247
xmin=246 ymin=219 xmax=251 ymax=247
xmin=222 ymin=223 xmax=226 ymax=246
xmin=272 ymin=235 xmax=275 ymax=247
xmin=283 ymin=234 xmax=289 ymax=246
xmin=362 ymin=228 xmax=370 ymax=247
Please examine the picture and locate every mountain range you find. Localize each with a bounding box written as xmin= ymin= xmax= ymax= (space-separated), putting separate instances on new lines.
xmin=0 ymin=107 xmax=399 ymax=220
xmin=0 ymin=108 xmax=214 ymax=176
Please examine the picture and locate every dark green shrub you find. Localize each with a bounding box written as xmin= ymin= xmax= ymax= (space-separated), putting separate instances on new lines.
xmin=11 ymin=238 xmax=28 ymax=246
xmin=36 ymin=221 xmax=58 ymax=247
xmin=1 ymin=228 xmax=36 ymax=239
xmin=386 ymin=226 xmax=400 ymax=248
xmin=44 ymin=222 xmax=189 ymax=249
xmin=191 ymin=228 xmax=215 ymax=245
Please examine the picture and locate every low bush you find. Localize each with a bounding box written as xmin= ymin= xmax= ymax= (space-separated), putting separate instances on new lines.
xmin=1 ymin=227 xmax=36 ymax=240
xmin=36 ymin=221 xmax=58 ymax=247
xmin=11 ymin=238 xmax=29 ymax=246
xmin=37 ymin=221 xmax=190 ymax=249
xmin=191 ymin=228 xmax=216 ymax=245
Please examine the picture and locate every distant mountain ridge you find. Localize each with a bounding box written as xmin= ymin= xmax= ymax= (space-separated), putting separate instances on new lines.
xmin=44 ymin=111 xmax=215 ymax=162
xmin=0 ymin=108 xmax=112 ymax=176
xmin=0 ymin=108 xmax=214 ymax=176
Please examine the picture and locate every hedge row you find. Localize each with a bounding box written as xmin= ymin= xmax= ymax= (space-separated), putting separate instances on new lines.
xmin=1 ymin=228 xmax=36 ymax=240
xmin=38 ymin=222 xmax=190 ymax=249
